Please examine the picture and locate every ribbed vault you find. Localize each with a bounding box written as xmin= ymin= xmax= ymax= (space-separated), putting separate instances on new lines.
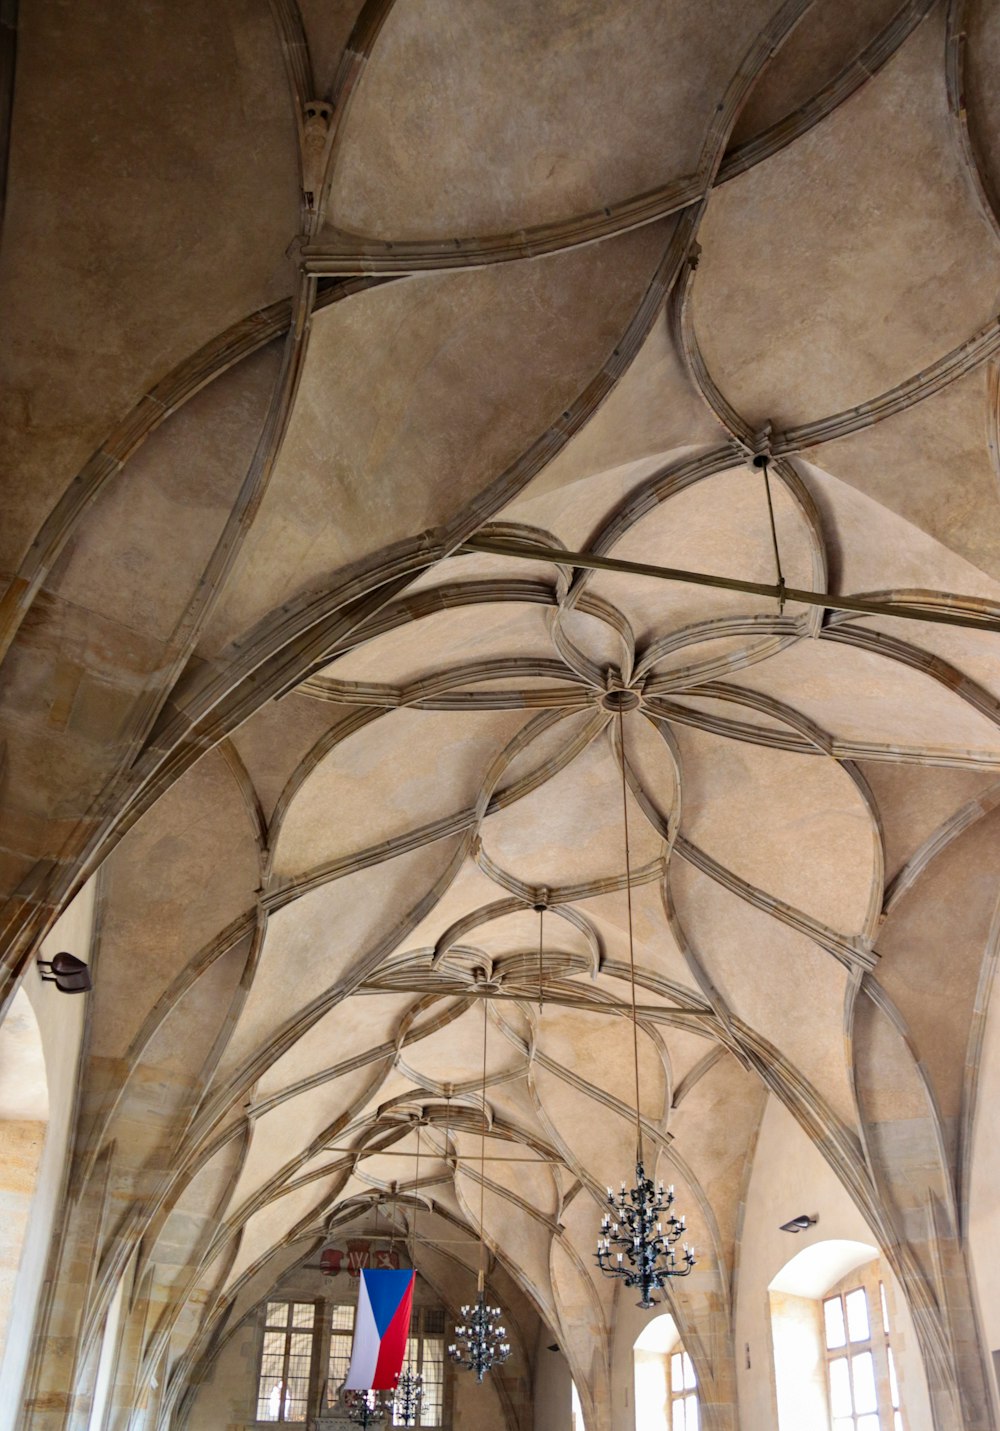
xmin=3 ymin=2 xmax=1000 ymax=1429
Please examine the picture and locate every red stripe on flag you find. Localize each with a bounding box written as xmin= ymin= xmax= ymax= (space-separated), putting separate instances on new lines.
xmin=371 ymin=1274 xmax=414 ymax=1389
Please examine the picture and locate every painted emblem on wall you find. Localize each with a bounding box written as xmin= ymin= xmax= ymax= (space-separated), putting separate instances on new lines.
xmin=319 ymin=1240 xmax=401 ymax=1277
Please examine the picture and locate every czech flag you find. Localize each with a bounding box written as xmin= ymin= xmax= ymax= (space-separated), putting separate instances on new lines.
xmin=343 ymin=1269 xmax=415 ymax=1391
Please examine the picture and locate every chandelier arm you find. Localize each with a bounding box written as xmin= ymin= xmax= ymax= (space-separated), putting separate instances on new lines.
xmin=759 ymin=455 xmax=786 ymax=610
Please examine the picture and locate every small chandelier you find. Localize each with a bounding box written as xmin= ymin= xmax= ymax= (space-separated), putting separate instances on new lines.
xmin=448 ymin=998 xmax=512 ymax=1383
xmin=448 ymin=1291 xmax=511 ymax=1383
xmin=594 ymin=693 xmax=696 ymax=1307
xmin=393 ymin=1367 xmax=423 ymax=1425
xmin=343 ymin=1389 xmax=390 ymax=1427
xmin=597 ymin=1166 xmax=695 ymax=1307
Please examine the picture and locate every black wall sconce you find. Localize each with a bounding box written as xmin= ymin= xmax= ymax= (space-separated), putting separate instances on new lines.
xmin=37 ymin=951 xmax=92 ymax=994
xmin=779 ymin=1214 xmax=818 ymax=1234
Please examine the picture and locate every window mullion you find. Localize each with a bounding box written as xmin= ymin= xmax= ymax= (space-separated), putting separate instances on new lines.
xmin=280 ymin=1314 xmax=292 ymax=1424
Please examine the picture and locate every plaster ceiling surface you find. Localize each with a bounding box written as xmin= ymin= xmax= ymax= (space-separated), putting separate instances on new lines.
xmin=3 ymin=1 xmax=1000 ymax=1428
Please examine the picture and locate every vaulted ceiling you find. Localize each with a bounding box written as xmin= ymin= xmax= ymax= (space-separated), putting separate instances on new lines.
xmin=3 ymin=1 xmax=1000 ymax=1428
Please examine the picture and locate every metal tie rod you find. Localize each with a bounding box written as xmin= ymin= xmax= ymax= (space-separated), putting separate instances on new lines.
xmin=460 ymin=536 xmax=1000 ymax=635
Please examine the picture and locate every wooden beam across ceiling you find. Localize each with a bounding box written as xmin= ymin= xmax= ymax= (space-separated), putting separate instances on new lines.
xmin=460 ymin=535 xmax=1000 ymax=635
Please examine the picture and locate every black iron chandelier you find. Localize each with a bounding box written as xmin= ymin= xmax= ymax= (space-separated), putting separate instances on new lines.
xmin=343 ymin=1389 xmax=390 ymax=1427
xmin=597 ymin=1167 xmax=695 ymax=1308
xmin=448 ymin=998 xmax=512 ymax=1382
xmin=593 ymin=695 xmax=696 ymax=1307
xmin=393 ymin=1366 xmax=423 ymax=1425
xmin=448 ymin=1295 xmax=511 ymax=1383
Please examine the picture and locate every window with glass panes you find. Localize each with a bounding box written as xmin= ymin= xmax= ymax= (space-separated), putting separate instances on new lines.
xmin=394 ymin=1308 xmax=446 ymax=1427
xmin=323 ymin=1301 xmax=446 ymax=1425
xmin=669 ymin=1348 xmax=699 ymax=1431
xmin=256 ymin=1301 xmax=316 ymax=1422
xmin=823 ymin=1277 xmax=904 ymax=1431
xmin=325 ymin=1302 xmax=356 ymax=1409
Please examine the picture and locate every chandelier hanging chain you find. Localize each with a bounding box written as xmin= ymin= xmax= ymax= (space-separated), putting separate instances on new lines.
xmin=617 ymin=706 xmax=644 ymax=1167
xmin=538 ymin=906 xmax=544 ymax=1012
xmin=412 ymin=1118 xmax=421 ymax=1248
xmin=757 ymin=453 xmax=785 ymax=611
xmin=390 ymin=1120 xmax=424 ymax=1426
xmin=448 ymin=996 xmax=511 ymax=1381
xmin=478 ymin=992 xmax=488 ymax=1295
xmin=595 ymin=704 xmax=697 ymax=1307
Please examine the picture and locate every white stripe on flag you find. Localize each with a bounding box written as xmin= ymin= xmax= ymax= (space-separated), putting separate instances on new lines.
xmin=343 ymin=1276 xmax=380 ymax=1390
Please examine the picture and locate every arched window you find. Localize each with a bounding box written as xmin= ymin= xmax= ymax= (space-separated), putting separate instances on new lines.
xmin=633 ymin=1313 xmax=699 ymax=1430
xmin=0 ymin=989 xmax=49 ymax=1364
xmin=768 ymin=1240 xmax=906 ymax=1431
xmin=821 ymin=1268 xmax=903 ymax=1431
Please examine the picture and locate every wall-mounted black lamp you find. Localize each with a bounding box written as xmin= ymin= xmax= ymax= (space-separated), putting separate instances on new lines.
xmin=37 ymin=951 xmax=92 ymax=994
xmin=779 ymin=1214 xmax=818 ymax=1234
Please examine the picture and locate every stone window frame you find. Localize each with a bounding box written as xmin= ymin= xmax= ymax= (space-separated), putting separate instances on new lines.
xmin=822 ymin=1264 xmax=905 ymax=1431
xmin=667 ymin=1346 xmax=699 ymax=1430
xmin=255 ymin=1299 xmax=319 ymax=1423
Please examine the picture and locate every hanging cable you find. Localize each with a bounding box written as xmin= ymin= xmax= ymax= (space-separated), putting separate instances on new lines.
xmin=478 ymin=994 xmax=488 ymax=1296
xmin=617 ymin=706 xmax=644 ymax=1168
xmin=408 ymin=1122 xmax=421 ymax=1376
xmin=756 ymin=454 xmax=785 ymax=612
xmin=538 ymin=905 xmax=544 ymax=1012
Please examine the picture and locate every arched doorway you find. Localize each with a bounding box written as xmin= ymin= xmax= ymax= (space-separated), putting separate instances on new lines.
xmin=0 ymin=987 xmax=49 ymax=1371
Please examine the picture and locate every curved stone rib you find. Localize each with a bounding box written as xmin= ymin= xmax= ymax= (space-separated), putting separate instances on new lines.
xmin=677 ymin=225 xmax=1000 ymax=453
xmin=649 ymin=684 xmax=1000 ymax=770
xmin=776 ymin=315 xmax=1000 ymax=451
xmin=674 ymin=833 xmax=878 ymax=972
xmin=0 ymin=279 xmax=387 ymax=670
xmin=265 ymin=705 xmax=389 ymax=859
xmin=301 ymin=655 xmax=590 ymax=707
xmin=605 ymin=714 xmax=679 ymax=860
xmin=882 ymin=777 xmax=1000 ymax=915
xmin=306 ymin=0 xmax=817 ymax=275
xmin=671 ymin=1046 xmax=728 ymax=1109
xmin=431 ymin=898 xmax=530 ymax=969
xmin=839 ymin=760 xmax=888 ymax=945
xmin=219 ymin=738 xmax=269 ymax=870
xmin=475 ymin=841 xmax=665 ymax=910
xmin=959 ymin=891 xmax=1000 ymax=1237
xmin=636 ymin=615 xmax=806 ymax=687
xmin=189 ymin=708 xmax=603 ymax=1147
xmin=565 ymin=446 xmax=743 ymax=602
xmin=577 ymin=590 xmax=638 ymax=680
xmin=313 ymin=0 xmax=404 ymax=233
xmin=645 ymin=695 xmax=823 ymax=757
xmin=717 ymin=0 xmax=938 ymax=183
xmin=59 ymin=208 xmax=696 ymax=954
xmin=264 ymin=810 xmax=474 ymax=911
xmin=305 ymin=185 xmax=704 ymax=276
xmin=821 ymin=622 xmax=1000 ymax=733
xmin=78 ymin=911 xmax=264 ymax=1192
xmin=318 ymin=576 xmax=559 ymax=664
xmin=268 ymin=0 xmax=315 ymax=132
xmin=266 ymin=704 xmax=587 ymax=907
xmin=549 ymin=606 xmax=608 ymax=687
xmin=946 ymin=0 xmax=1000 ymax=244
